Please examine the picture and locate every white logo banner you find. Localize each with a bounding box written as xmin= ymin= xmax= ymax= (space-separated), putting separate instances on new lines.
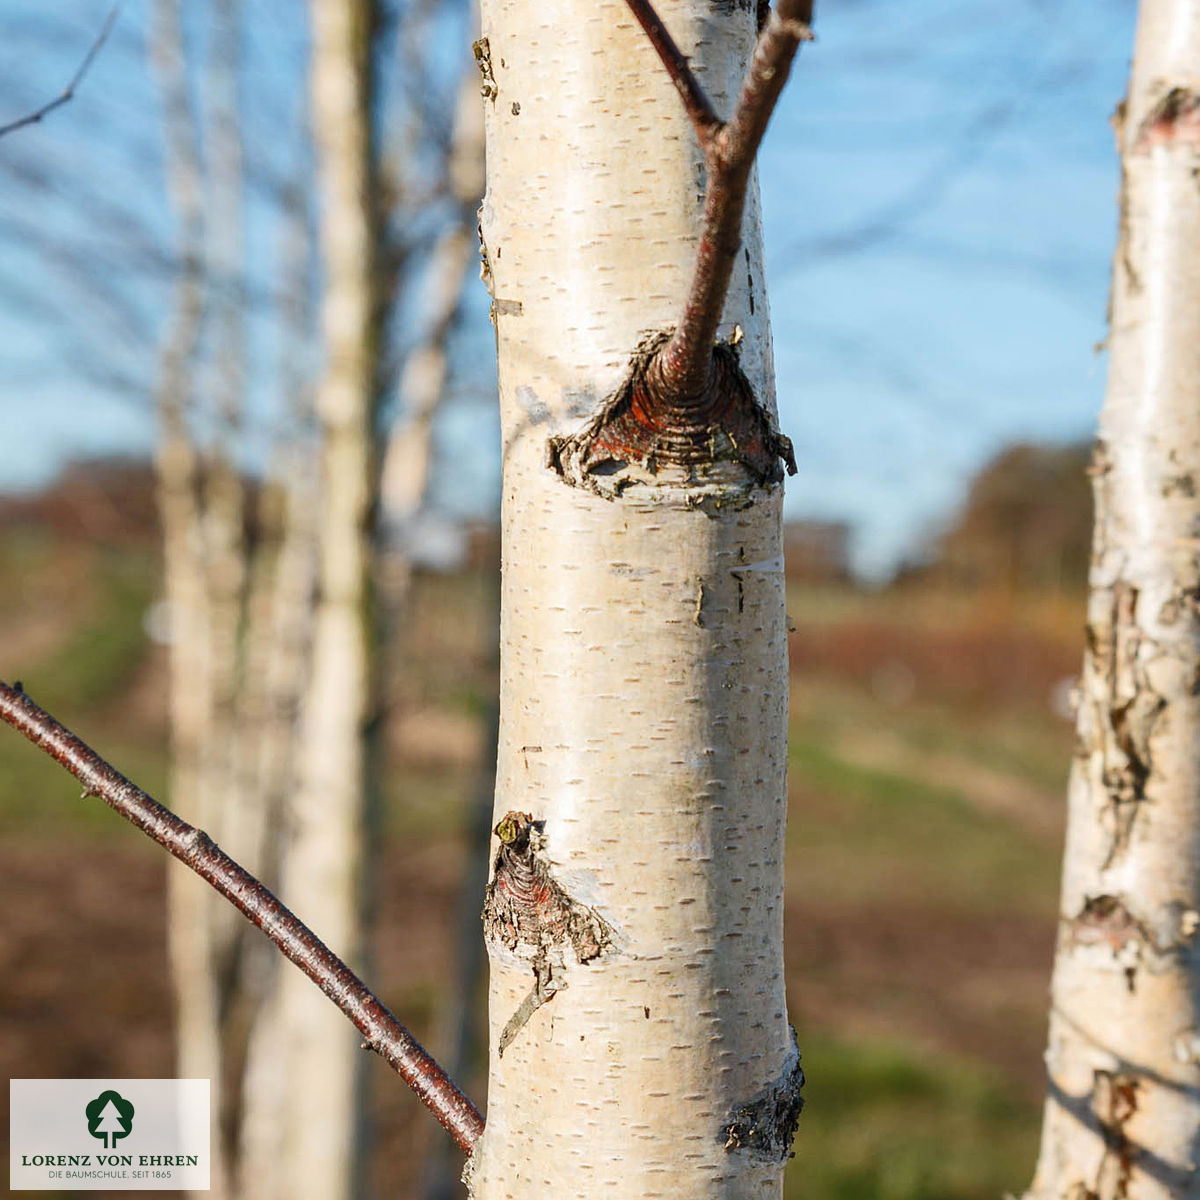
xmin=10 ymin=1079 xmax=210 ymax=1191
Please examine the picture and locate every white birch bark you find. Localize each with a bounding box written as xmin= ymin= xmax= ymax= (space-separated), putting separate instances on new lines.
xmin=237 ymin=3 xmax=377 ymax=1198
xmin=1026 ymin=3 xmax=1200 ymax=1197
xmin=468 ymin=2 xmax=798 ymax=1196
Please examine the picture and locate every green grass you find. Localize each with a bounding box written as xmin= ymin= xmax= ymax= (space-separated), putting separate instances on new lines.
xmin=28 ymin=548 xmax=155 ymax=712
xmin=0 ymin=537 xmax=162 ymax=839
xmin=0 ymin=722 xmax=167 ymax=842
xmin=786 ymin=1035 xmax=1038 ymax=1200
xmin=0 ymin=527 xmax=59 ymax=618
xmin=788 ymin=733 xmax=1060 ymax=915
xmin=796 ymin=676 xmax=1071 ymax=796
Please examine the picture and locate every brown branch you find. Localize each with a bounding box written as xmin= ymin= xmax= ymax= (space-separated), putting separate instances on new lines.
xmin=626 ymin=0 xmax=814 ymax=402
xmin=622 ymin=0 xmax=721 ymax=148
xmin=0 ymin=5 xmax=122 ymax=139
xmin=0 ymin=680 xmax=485 ymax=1155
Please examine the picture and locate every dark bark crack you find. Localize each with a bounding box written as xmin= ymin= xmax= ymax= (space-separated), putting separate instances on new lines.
xmin=721 ymin=1028 xmax=805 ymax=1161
xmin=1092 ymin=1071 xmax=1139 ymax=1200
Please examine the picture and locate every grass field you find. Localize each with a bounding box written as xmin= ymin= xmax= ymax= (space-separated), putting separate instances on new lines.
xmin=0 ymin=521 xmax=1081 ymax=1198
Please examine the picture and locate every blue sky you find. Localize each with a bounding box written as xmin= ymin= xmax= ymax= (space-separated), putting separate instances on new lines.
xmin=0 ymin=0 xmax=1137 ymax=576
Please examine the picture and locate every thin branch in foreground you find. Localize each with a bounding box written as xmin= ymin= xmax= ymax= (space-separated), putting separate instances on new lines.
xmin=0 ymin=5 xmax=122 ymax=139
xmin=624 ymin=0 xmax=814 ymax=401
xmin=0 ymin=680 xmax=485 ymax=1155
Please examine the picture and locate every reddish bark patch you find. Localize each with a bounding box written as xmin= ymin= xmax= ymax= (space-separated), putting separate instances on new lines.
xmin=1133 ymin=87 xmax=1200 ymax=151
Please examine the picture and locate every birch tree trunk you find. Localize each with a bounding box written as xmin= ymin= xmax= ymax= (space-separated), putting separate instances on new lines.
xmin=237 ymin=3 xmax=379 ymax=1198
xmin=468 ymin=2 xmax=800 ymax=1196
xmin=1026 ymin=4 xmax=1200 ymax=1197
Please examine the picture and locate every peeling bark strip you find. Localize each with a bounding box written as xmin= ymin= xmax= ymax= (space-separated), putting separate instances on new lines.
xmin=473 ymin=38 xmax=497 ymax=101
xmin=1069 ymin=896 xmax=1153 ymax=972
xmin=1066 ymin=894 xmax=1200 ymax=995
xmin=548 ymin=331 xmax=796 ymax=504
xmin=1079 ymin=580 xmax=1168 ymax=867
xmin=721 ymin=1032 xmax=805 ymax=1161
xmin=483 ymin=812 xmax=615 ymax=1055
xmin=1070 ymin=895 xmax=1200 ymax=960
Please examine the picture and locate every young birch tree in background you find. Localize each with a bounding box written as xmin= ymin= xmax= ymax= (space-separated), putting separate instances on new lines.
xmin=467 ymin=0 xmax=809 ymax=1195
xmin=150 ymin=2 xmax=377 ymax=1195
xmin=239 ymin=2 xmax=380 ymax=1198
xmin=378 ymin=70 xmax=485 ymax=619
xmin=150 ymin=5 xmax=239 ymax=1194
xmin=1026 ymin=2 xmax=1200 ymax=1197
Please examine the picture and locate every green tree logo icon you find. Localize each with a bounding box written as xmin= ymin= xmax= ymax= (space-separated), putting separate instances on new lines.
xmin=85 ymin=1090 xmax=135 ymax=1149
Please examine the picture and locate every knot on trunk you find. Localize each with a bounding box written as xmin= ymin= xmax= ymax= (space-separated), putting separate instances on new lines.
xmin=483 ymin=812 xmax=616 ymax=1057
xmin=548 ymin=330 xmax=795 ymax=509
xmin=483 ymin=811 xmax=613 ymax=965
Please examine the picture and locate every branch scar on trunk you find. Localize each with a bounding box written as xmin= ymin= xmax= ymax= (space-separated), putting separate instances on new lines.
xmin=541 ymin=0 xmax=811 ymax=506
xmin=548 ymin=330 xmax=795 ymax=506
xmin=483 ymin=811 xmax=616 ymax=1056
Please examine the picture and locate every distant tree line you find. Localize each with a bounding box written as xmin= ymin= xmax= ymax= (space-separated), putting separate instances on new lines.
xmin=902 ymin=440 xmax=1093 ymax=592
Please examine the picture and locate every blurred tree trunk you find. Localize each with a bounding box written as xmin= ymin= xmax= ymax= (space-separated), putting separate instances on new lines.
xmin=149 ymin=4 xmax=230 ymax=1196
xmin=369 ymin=59 xmax=492 ymax=1200
xmin=1026 ymin=3 xmax=1200 ymax=1198
xmin=233 ymin=181 xmax=322 ymax=1196
xmin=238 ymin=2 xmax=380 ymax=1198
xmin=201 ymin=0 xmax=252 ymax=960
xmin=466 ymin=1 xmax=799 ymax=1196
xmin=377 ymin=65 xmax=483 ymax=609
xmin=151 ymin=3 xmax=374 ymax=1196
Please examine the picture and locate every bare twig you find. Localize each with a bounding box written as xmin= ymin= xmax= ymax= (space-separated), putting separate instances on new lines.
xmin=0 ymin=680 xmax=485 ymax=1154
xmin=0 ymin=5 xmax=121 ymax=139
xmin=622 ymin=0 xmax=721 ymax=147
xmin=625 ymin=0 xmax=813 ymax=401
